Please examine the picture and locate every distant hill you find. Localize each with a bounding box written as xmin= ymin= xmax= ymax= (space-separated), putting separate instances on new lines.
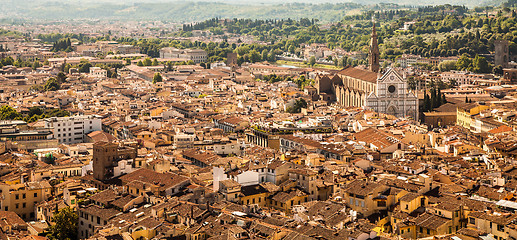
xmin=0 ymin=0 xmax=508 ymax=22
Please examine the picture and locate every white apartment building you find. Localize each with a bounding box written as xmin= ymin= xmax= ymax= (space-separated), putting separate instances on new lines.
xmin=441 ymin=70 xmax=494 ymax=85
xmin=159 ymin=47 xmax=208 ymax=63
xmin=89 ymin=67 xmax=107 ymax=79
xmin=44 ymin=115 xmax=102 ymax=144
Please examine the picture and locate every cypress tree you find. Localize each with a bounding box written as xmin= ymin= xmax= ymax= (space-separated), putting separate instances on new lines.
xmin=424 ymin=93 xmax=431 ymax=112
xmin=436 ymin=88 xmax=442 ymax=107
xmin=430 ymin=88 xmax=437 ymax=110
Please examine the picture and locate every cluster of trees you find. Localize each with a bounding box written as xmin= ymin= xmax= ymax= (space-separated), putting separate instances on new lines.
xmin=182 ymin=18 xmax=221 ymax=31
xmin=37 ymin=33 xmax=90 ymax=43
xmin=0 ymin=56 xmax=50 ymax=70
xmin=137 ymin=58 xmax=159 ymax=67
xmin=391 ymin=11 xmax=517 ymax=59
xmin=27 ymin=3 xmax=517 ymax=71
xmin=434 ymin=54 xmax=493 ymax=74
xmin=260 ymin=74 xmax=313 ymax=90
xmin=152 ymin=73 xmax=163 ymax=84
xmin=286 ymin=98 xmax=308 ymax=113
xmin=58 ymin=60 xmax=122 ymax=78
xmin=43 ymin=77 xmax=61 ymax=91
xmin=0 ymin=28 xmax=23 ymax=38
xmin=31 ymin=72 xmax=67 ymax=92
xmin=51 ymin=38 xmax=72 ymax=52
xmin=455 ymin=54 xmax=491 ymax=73
xmin=262 ymin=74 xmax=288 ymax=83
xmin=0 ymin=106 xmax=69 ymax=123
xmin=183 ymin=18 xmax=318 ymax=36
xmin=423 ymin=87 xmax=446 ymax=112
xmin=45 ymin=207 xmax=78 ymax=240
xmin=293 ymin=75 xmax=313 ymax=89
xmin=25 ymin=106 xmax=70 ymax=123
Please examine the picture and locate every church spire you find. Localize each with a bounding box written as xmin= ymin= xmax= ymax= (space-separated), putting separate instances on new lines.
xmin=369 ymin=17 xmax=380 ymax=73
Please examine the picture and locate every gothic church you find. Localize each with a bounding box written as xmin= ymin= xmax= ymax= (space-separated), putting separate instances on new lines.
xmin=315 ymin=22 xmax=418 ymax=120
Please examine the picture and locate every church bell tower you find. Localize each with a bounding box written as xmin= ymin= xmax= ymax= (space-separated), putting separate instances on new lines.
xmin=369 ymin=18 xmax=380 ymax=73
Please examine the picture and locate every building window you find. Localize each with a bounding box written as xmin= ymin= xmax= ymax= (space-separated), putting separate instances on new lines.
xmin=15 ymin=194 xmax=19 ymax=200
xmin=497 ymin=224 xmax=504 ymax=232
xmin=22 ymin=203 xmax=26 ymax=208
xmin=22 ymin=193 xmax=26 ymax=199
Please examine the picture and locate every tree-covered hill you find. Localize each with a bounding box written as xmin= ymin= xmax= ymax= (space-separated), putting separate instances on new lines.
xmin=0 ymin=0 xmax=510 ymax=22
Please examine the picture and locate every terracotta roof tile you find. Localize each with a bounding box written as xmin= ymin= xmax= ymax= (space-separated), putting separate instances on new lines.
xmin=338 ymin=67 xmax=378 ymax=83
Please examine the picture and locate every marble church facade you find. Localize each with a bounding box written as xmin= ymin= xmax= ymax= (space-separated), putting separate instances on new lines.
xmin=314 ymin=22 xmax=419 ymax=120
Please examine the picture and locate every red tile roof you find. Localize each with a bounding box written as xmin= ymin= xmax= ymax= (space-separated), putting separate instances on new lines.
xmin=338 ymin=67 xmax=378 ymax=83
xmin=488 ymin=125 xmax=513 ymax=134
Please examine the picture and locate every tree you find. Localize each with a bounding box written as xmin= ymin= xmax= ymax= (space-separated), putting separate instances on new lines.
xmin=286 ymin=98 xmax=307 ymax=113
xmin=472 ymin=55 xmax=491 ymax=73
xmin=423 ymin=92 xmax=431 ymax=112
xmin=407 ymin=77 xmax=418 ymax=91
xmin=294 ymin=75 xmax=309 ymax=89
xmin=309 ymin=56 xmax=316 ymax=67
xmin=430 ymin=88 xmax=437 ymax=110
xmin=152 ymin=58 xmax=159 ymax=66
xmin=152 ymin=73 xmax=163 ymax=84
xmin=44 ymin=78 xmax=60 ymax=91
xmin=0 ymin=106 xmax=22 ymax=120
xmin=78 ymin=61 xmax=92 ymax=73
xmin=137 ymin=60 xmax=144 ymax=66
xmin=32 ymin=60 xmax=41 ymax=70
xmin=493 ymin=65 xmax=503 ymax=75
xmin=435 ymin=88 xmax=442 ymax=107
xmin=249 ymin=50 xmax=261 ymax=63
xmin=455 ymin=54 xmax=472 ymax=71
xmin=288 ymin=45 xmax=296 ymax=53
xmin=143 ymin=58 xmax=152 ymax=66
xmin=267 ymin=51 xmax=276 ymax=62
xmin=261 ymin=49 xmax=268 ymax=62
xmin=438 ymin=60 xmax=456 ymax=72
xmin=57 ymin=72 xmax=67 ymax=84
xmin=28 ymin=106 xmax=43 ymax=117
xmin=46 ymin=207 xmax=78 ymax=240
